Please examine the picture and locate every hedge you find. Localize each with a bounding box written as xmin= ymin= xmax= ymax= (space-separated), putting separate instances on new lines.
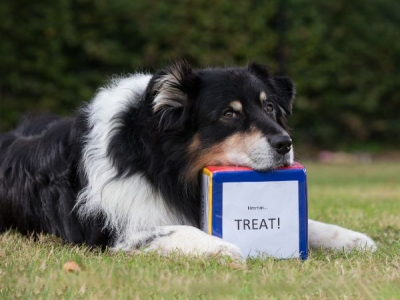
xmin=1 ymin=0 xmax=399 ymax=148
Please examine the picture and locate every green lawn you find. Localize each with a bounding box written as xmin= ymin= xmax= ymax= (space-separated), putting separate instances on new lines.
xmin=1 ymin=163 xmax=399 ymax=299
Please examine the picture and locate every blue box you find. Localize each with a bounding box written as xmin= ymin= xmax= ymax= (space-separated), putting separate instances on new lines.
xmin=200 ymin=163 xmax=308 ymax=259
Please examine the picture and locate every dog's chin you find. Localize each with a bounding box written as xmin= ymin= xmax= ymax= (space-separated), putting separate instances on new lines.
xmin=252 ymin=163 xmax=290 ymax=172
xmin=250 ymin=155 xmax=294 ymax=172
xmin=204 ymin=151 xmax=294 ymax=172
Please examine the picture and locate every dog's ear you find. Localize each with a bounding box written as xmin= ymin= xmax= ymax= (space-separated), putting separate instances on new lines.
xmin=247 ymin=62 xmax=271 ymax=80
xmin=272 ymin=76 xmax=296 ymax=115
xmin=151 ymin=61 xmax=197 ymax=112
xmin=148 ymin=61 xmax=198 ymax=131
xmin=247 ymin=62 xmax=295 ymax=115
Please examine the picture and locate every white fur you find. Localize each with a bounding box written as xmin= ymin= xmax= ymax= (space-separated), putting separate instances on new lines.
xmin=114 ymin=225 xmax=243 ymax=259
xmin=246 ymin=136 xmax=294 ymax=170
xmin=308 ymin=220 xmax=377 ymax=252
xmin=76 ymin=74 xmax=190 ymax=241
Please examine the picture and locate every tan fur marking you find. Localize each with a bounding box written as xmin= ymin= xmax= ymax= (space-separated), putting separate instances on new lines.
xmin=230 ymin=101 xmax=243 ymax=113
xmin=259 ymin=91 xmax=267 ymax=103
xmin=188 ymin=134 xmax=201 ymax=154
xmin=185 ymin=129 xmax=265 ymax=181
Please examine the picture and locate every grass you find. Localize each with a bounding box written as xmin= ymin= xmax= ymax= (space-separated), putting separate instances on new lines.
xmin=1 ymin=163 xmax=399 ymax=299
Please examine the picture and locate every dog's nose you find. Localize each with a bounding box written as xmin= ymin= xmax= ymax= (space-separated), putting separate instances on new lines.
xmin=270 ymin=135 xmax=292 ymax=155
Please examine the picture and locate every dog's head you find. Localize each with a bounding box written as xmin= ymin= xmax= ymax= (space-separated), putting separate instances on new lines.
xmin=146 ymin=61 xmax=295 ymax=179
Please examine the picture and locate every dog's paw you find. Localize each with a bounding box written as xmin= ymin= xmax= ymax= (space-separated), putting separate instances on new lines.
xmin=308 ymin=219 xmax=377 ymax=252
xmin=144 ymin=225 xmax=243 ymax=260
xmin=340 ymin=230 xmax=377 ymax=252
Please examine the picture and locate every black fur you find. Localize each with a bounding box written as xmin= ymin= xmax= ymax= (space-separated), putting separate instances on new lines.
xmin=0 ymin=114 xmax=110 ymax=246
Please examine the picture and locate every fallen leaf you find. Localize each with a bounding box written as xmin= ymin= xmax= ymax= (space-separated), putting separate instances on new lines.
xmin=63 ymin=261 xmax=81 ymax=272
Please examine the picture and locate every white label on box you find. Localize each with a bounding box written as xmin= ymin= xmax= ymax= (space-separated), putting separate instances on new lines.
xmin=222 ymin=181 xmax=299 ymax=258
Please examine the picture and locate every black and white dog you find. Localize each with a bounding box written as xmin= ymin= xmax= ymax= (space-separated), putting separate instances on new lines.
xmin=0 ymin=62 xmax=376 ymax=258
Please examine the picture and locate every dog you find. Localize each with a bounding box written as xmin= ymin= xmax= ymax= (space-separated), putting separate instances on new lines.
xmin=0 ymin=61 xmax=376 ymax=258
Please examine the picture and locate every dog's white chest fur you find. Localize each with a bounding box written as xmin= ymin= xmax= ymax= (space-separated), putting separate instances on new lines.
xmin=76 ymin=74 xmax=190 ymax=241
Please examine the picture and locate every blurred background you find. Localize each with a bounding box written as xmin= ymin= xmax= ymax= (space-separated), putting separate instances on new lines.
xmin=1 ymin=0 xmax=399 ymax=159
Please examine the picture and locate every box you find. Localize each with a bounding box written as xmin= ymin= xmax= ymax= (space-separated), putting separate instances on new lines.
xmin=200 ymin=163 xmax=308 ymax=260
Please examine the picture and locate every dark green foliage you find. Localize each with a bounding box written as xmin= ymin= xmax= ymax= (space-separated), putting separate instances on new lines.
xmin=1 ymin=0 xmax=399 ymax=148
xmin=286 ymin=0 xmax=400 ymax=148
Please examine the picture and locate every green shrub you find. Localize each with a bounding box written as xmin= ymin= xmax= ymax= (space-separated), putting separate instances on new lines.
xmin=1 ymin=0 xmax=399 ymax=148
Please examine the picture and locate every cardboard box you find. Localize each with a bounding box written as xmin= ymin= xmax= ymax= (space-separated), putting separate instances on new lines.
xmin=200 ymin=163 xmax=308 ymax=259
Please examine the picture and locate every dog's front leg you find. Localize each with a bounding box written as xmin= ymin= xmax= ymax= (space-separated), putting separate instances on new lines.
xmin=112 ymin=225 xmax=243 ymax=259
xmin=308 ymin=219 xmax=377 ymax=252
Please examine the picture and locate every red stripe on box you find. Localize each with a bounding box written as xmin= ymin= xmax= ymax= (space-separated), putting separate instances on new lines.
xmin=205 ymin=162 xmax=304 ymax=173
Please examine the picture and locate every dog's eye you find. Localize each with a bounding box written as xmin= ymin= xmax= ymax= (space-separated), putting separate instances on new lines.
xmin=265 ymin=103 xmax=274 ymax=113
xmin=222 ymin=109 xmax=237 ymax=119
